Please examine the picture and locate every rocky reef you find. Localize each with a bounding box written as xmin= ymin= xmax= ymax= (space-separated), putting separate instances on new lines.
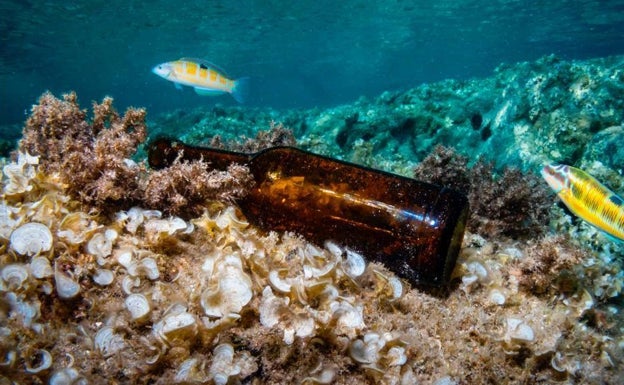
xmin=153 ymin=54 xmax=624 ymax=176
xmin=1 ymin=54 xmax=624 ymax=384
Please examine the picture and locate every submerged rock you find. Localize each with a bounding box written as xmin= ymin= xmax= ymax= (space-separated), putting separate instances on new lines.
xmin=152 ymin=55 xmax=624 ymax=177
xmin=581 ymin=125 xmax=624 ymax=171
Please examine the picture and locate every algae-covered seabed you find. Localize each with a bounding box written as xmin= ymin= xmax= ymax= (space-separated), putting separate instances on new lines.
xmin=1 ymin=55 xmax=623 ymax=384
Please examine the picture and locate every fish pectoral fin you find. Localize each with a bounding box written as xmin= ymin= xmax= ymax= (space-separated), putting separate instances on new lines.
xmin=603 ymin=232 xmax=624 ymax=243
xmin=193 ymin=87 xmax=225 ymax=96
xmin=175 ymin=83 xmax=183 ymax=90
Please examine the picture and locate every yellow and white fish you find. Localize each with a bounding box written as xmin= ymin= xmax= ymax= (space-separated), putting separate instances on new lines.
xmin=152 ymin=58 xmax=249 ymax=103
xmin=541 ymin=163 xmax=624 ymax=241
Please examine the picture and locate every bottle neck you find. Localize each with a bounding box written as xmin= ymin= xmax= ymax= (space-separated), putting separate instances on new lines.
xmin=148 ymin=138 xmax=252 ymax=170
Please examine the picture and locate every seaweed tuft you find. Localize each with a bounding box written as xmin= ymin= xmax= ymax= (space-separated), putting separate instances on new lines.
xmin=19 ymin=92 xmax=146 ymax=208
xmin=511 ymin=235 xmax=585 ymax=295
xmin=17 ymin=92 xmax=253 ymax=215
xmin=468 ymin=160 xmax=551 ymax=238
xmin=143 ymin=161 xmax=252 ymax=216
xmin=413 ymin=145 xmax=471 ymax=193
xmin=208 ymin=120 xmax=297 ymax=153
xmin=414 ymin=145 xmax=552 ymax=239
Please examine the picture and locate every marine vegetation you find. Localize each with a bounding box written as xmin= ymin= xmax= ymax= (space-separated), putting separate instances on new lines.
xmin=17 ymin=92 xmax=253 ymax=216
xmin=1 ymin=92 xmax=623 ymax=384
xmin=208 ymin=120 xmax=297 ymax=153
xmin=413 ymin=145 xmax=552 ymax=239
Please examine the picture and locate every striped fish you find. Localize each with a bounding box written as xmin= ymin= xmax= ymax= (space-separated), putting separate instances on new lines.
xmin=152 ymin=58 xmax=249 ymax=103
xmin=541 ymin=163 xmax=624 ymax=241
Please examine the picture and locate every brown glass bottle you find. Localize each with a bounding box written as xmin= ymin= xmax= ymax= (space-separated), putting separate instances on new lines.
xmin=148 ymin=139 xmax=469 ymax=286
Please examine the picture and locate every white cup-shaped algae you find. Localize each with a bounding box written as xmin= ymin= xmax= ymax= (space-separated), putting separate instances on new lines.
xmin=268 ymin=269 xmax=292 ymax=293
xmin=95 ymin=326 xmax=126 ymax=358
xmin=386 ymin=346 xmax=408 ymax=367
xmin=143 ymin=216 xmax=194 ymax=245
xmin=259 ymin=286 xmax=288 ymax=329
xmin=31 ymin=256 xmax=53 ymax=279
xmin=200 ymin=255 xmax=252 ymax=318
xmin=214 ymin=206 xmax=248 ymax=230
xmin=329 ymin=300 xmax=365 ymax=338
xmin=301 ymin=367 xmax=336 ymax=385
xmin=209 ymin=344 xmax=240 ymax=385
xmin=127 ymin=257 xmax=160 ymax=280
xmin=4 ymin=292 xmax=40 ymax=327
xmin=49 ymin=367 xmax=86 ymax=385
xmin=489 ymin=289 xmax=507 ymax=306
xmin=121 ymin=275 xmax=140 ymax=295
xmin=54 ymin=262 xmax=80 ymax=299
xmin=504 ymin=317 xmax=535 ymax=344
xmin=174 ymin=358 xmax=208 ymax=383
xmin=86 ymin=229 xmax=117 ymax=259
xmin=342 ymin=249 xmax=366 ymax=278
xmin=153 ymin=304 xmax=198 ymax=344
xmin=373 ymin=270 xmax=404 ymax=300
xmin=115 ymin=247 xmax=134 ymax=269
xmin=139 ymin=257 xmax=160 ymax=280
xmin=92 ymin=268 xmax=114 ymax=286
xmin=0 ymin=350 xmax=16 ymax=368
xmin=25 ymin=349 xmax=53 ymax=374
xmin=10 ymin=222 xmax=53 ymax=256
xmin=125 ymin=293 xmax=151 ymax=322
xmin=349 ymin=332 xmax=407 ymax=369
xmin=121 ymin=207 xmax=162 ymax=234
xmin=349 ymin=333 xmax=382 ymax=364
xmin=57 ymin=212 xmax=98 ymax=245
xmin=1 ymin=263 xmax=29 ymax=290
xmin=2 ymin=152 xmax=38 ymax=196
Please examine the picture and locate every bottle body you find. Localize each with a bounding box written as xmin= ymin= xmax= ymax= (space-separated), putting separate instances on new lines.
xmin=148 ymin=139 xmax=469 ymax=286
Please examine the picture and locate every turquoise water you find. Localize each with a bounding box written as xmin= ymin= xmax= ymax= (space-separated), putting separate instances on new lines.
xmin=2 ymin=2 xmax=624 ymax=383
xmin=1 ymin=0 xmax=623 ymax=127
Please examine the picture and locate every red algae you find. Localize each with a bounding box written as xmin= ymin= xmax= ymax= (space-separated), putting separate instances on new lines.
xmin=17 ymin=92 xmax=253 ymax=215
xmin=414 ymin=145 xmax=552 ymax=239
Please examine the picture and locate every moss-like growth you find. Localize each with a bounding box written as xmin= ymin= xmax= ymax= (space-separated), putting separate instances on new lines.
xmin=412 ymin=145 xmax=471 ymax=193
xmin=18 ymin=92 xmax=253 ymax=215
xmin=144 ymin=161 xmax=252 ymax=216
xmin=20 ymin=92 xmax=147 ymax=206
xmin=511 ymin=235 xmax=585 ymax=295
xmin=468 ymin=160 xmax=551 ymax=238
xmin=414 ymin=145 xmax=551 ymax=239
xmin=208 ymin=121 xmax=297 ymax=153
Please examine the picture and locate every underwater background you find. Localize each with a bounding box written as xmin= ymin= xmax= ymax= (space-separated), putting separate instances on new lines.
xmin=1 ymin=1 xmax=624 ymax=384
xmin=1 ymin=1 xmax=623 ymax=125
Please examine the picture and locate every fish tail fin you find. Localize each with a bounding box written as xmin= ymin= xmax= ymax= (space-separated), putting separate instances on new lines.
xmin=231 ymin=77 xmax=250 ymax=103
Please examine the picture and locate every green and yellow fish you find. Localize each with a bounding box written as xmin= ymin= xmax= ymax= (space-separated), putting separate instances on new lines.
xmin=152 ymin=58 xmax=249 ymax=103
xmin=541 ymin=163 xmax=624 ymax=241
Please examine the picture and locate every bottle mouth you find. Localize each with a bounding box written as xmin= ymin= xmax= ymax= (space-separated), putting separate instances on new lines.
xmin=421 ymin=187 xmax=469 ymax=285
xmin=442 ymin=203 xmax=469 ymax=281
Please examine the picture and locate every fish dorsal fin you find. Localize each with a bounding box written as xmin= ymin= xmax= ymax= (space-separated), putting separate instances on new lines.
xmin=178 ymin=57 xmax=229 ymax=76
